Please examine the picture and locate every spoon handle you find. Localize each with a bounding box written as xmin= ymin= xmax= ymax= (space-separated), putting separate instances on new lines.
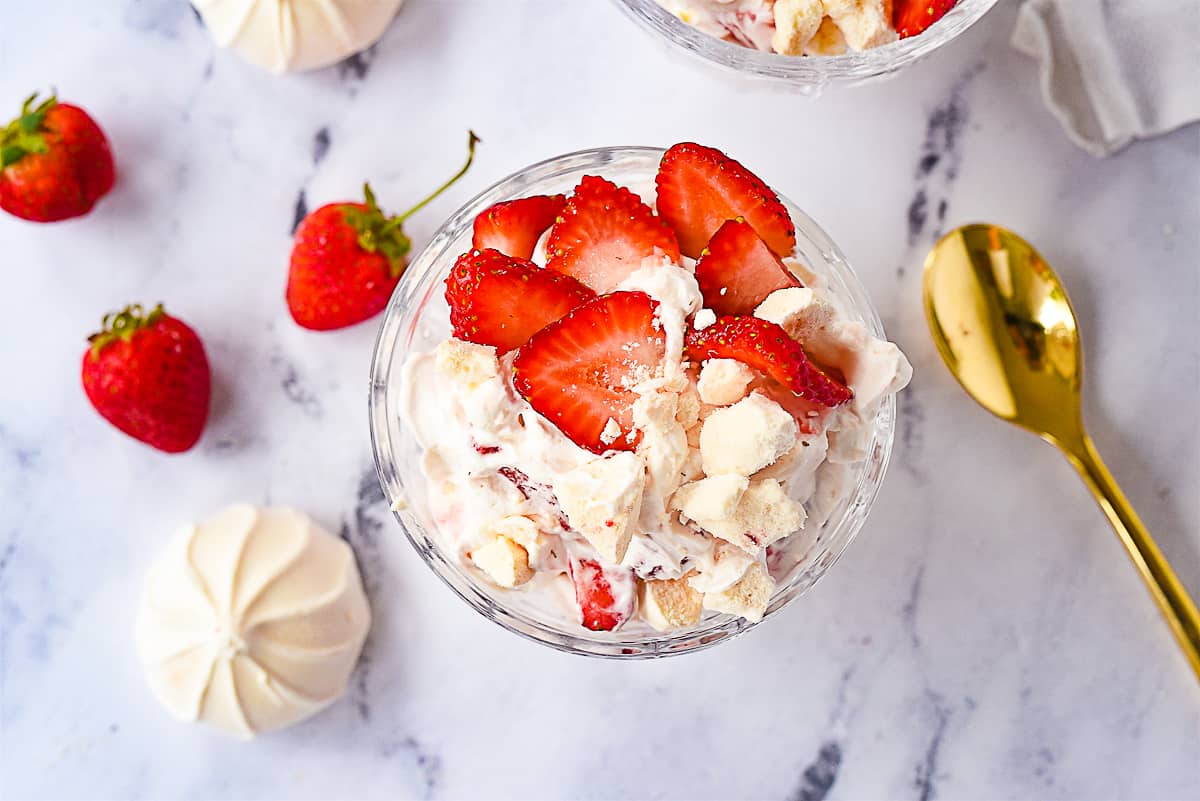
xmin=1065 ymin=435 xmax=1200 ymax=681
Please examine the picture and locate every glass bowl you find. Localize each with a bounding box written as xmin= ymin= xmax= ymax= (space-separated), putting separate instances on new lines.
xmin=369 ymin=146 xmax=896 ymax=658
xmin=615 ymin=0 xmax=999 ymax=92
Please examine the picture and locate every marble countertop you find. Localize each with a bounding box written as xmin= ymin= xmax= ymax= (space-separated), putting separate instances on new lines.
xmin=2 ymin=2 xmax=1198 ymax=799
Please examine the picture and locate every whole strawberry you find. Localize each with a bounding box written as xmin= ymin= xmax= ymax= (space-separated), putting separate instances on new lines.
xmin=287 ymin=131 xmax=479 ymax=331
xmin=0 ymin=93 xmax=115 ymax=222
xmin=81 ymin=304 xmax=211 ymax=454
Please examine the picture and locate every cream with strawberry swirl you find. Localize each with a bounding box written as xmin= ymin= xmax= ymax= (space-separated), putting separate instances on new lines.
xmin=655 ymin=0 xmax=958 ymax=55
xmin=401 ymin=143 xmax=910 ymax=632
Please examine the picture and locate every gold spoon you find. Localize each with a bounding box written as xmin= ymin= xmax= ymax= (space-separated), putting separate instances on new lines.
xmin=923 ymin=223 xmax=1200 ymax=681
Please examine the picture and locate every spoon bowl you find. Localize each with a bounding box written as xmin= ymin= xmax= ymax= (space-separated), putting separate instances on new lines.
xmin=924 ymin=224 xmax=1085 ymax=448
xmin=923 ymin=223 xmax=1200 ymax=681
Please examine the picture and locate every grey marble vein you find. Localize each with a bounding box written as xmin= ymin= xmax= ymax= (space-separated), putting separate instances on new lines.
xmin=902 ymin=62 xmax=985 ymax=259
xmin=290 ymin=188 xmax=308 ymax=235
xmin=788 ymin=741 xmax=842 ymax=801
xmin=914 ymin=693 xmax=951 ymax=801
xmin=312 ymin=127 xmax=332 ymax=166
xmin=340 ymin=469 xmax=389 ymax=723
xmin=269 ymin=350 xmax=323 ymax=418
xmin=338 ymin=47 xmax=376 ymax=83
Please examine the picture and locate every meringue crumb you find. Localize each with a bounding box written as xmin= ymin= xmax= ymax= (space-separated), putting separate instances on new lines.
xmin=703 ymin=562 xmax=775 ymax=623
xmin=697 ymin=359 xmax=755 ymax=406
xmin=600 ymin=418 xmax=622 ymax=445
xmin=471 ymin=536 xmax=534 ymax=588
xmin=699 ymin=393 xmax=797 ymax=476
xmin=640 ymin=575 xmax=704 ymax=631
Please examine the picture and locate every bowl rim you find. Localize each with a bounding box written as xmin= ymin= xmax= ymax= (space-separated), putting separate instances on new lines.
xmin=368 ymin=145 xmax=897 ymax=658
xmin=613 ymin=0 xmax=1000 ymax=86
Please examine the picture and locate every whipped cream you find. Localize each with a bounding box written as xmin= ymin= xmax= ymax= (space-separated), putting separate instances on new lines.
xmin=193 ymin=0 xmax=406 ymax=73
xmin=136 ymin=505 xmax=371 ymax=738
xmin=657 ymin=0 xmax=900 ymax=55
xmin=657 ymin=0 xmax=779 ymax=51
xmin=399 ymin=177 xmax=911 ymax=633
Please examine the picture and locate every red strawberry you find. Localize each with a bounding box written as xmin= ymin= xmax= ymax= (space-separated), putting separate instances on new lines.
xmin=81 ymin=304 xmax=211 ymax=453
xmin=513 ymin=291 xmax=664 ymax=453
xmin=472 ymin=194 xmax=566 ymax=260
xmin=445 ymin=248 xmax=595 ymax=353
xmin=0 ymin=93 xmax=115 ymax=222
xmin=545 ymin=175 xmax=680 ymax=292
xmin=568 ymin=555 xmax=635 ymax=631
xmin=695 ymin=218 xmax=803 ymax=316
xmin=686 ymin=316 xmax=852 ymax=407
xmin=287 ymin=131 xmax=478 ymax=330
xmin=750 ymin=375 xmax=824 ymax=434
xmin=893 ymin=0 xmax=956 ymax=38
xmin=656 ymin=142 xmax=795 ymax=259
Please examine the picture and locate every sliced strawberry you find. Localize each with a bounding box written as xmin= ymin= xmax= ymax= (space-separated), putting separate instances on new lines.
xmin=512 ymin=291 xmax=664 ymax=453
xmin=656 ymin=142 xmax=796 ymax=259
xmin=750 ymin=375 xmax=824 ymax=434
xmin=568 ymin=555 xmax=635 ymax=631
xmin=694 ymin=218 xmax=803 ymax=316
xmin=545 ymin=176 xmax=680 ymax=292
xmin=893 ymin=0 xmax=956 ymax=38
xmin=445 ymin=248 xmax=595 ymax=354
xmin=471 ymin=194 xmax=566 ymax=260
xmin=686 ymin=316 xmax=852 ymax=407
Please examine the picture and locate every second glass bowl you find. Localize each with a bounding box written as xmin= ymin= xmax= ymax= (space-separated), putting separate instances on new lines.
xmin=615 ymin=0 xmax=999 ymax=91
xmin=369 ymin=146 xmax=896 ymax=658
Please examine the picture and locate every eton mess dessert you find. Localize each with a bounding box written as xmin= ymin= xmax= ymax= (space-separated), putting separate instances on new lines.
xmin=655 ymin=0 xmax=957 ymax=55
xmin=402 ymin=142 xmax=910 ymax=633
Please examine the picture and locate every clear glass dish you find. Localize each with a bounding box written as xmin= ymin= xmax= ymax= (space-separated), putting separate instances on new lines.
xmin=614 ymin=0 xmax=999 ymax=92
xmin=368 ymin=146 xmax=896 ymax=658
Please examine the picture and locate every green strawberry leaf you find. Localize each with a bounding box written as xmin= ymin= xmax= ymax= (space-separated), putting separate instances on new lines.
xmin=1 ymin=145 xmax=26 ymax=168
xmin=87 ymin=304 xmax=165 ymax=358
xmin=338 ymin=132 xmax=480 ymax=278
xmin=2 ymin=92 xmax=56 ymax=168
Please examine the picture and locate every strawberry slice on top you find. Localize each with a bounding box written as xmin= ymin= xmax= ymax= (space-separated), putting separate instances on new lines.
xmin=546 ymin=175 xmax=680 ymax=293
xmin=472 ymin=194 xmax=567 ymax=260
xmin=893 ymin=0 xmax=956 ymax=39
xmin=445 ymin=248 xmax=595 ymax=354
xmin=695 ymin=218 xmax=803 ymax=316
xmin=656 ymin=142 xmax=796 ymax=259
xmin=686 ymin=315 xmax=852 ymax=407
xmin=512 ymin=291 xmax=665 ymax=453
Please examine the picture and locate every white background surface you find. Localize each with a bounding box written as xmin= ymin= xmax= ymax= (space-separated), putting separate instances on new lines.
xmin=1 ymin=1 xmax=1198 ymax=799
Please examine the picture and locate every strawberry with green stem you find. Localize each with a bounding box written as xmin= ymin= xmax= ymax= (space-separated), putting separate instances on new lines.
xmin=81 ymin=304 xmax=211 ymax=454
xmin=0 ymin=92 xmax=115 ymax=222
xmin=287 ymin=131 xmax=480 ymax=330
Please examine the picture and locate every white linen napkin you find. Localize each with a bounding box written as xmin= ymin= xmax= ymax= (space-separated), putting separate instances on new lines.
xmin=1011 ymin=0 xmax=1200 ymax=156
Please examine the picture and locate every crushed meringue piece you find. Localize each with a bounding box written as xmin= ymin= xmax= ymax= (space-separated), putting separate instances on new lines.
xmin=699 ymin=393 xmax=797 ymax=476
xmin=697 ymin=358 xmax=756 ymax=406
